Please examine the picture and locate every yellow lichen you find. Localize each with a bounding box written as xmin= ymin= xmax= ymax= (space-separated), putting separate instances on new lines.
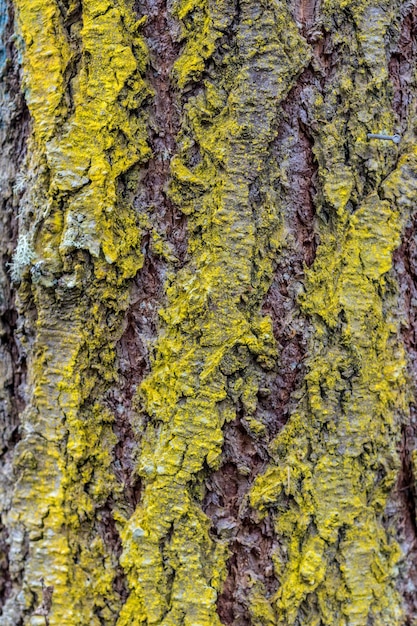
xmin=250 ymin=1 xmax=414 ymax=623
xmin=10 ymin=0 xmax=415 ymax=623
xmin=118 ymin=1 xmax=310 ymax=623
xmin=9 ymin=1 xmax=151 ymax=623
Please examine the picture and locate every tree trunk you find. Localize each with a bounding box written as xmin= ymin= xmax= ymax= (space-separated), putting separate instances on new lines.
xmin=1 ymin=0 xmax=417 ymax=624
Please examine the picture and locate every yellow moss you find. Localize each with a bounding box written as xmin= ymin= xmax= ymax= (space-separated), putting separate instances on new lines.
xmin=171 ymin=0 xmax=221 ymax=88
xmin=249 ymin=585 xmax=277 ymax=626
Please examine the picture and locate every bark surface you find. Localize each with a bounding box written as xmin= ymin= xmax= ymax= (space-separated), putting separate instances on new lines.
xmin=1 ymin=0 xmax=417 ymax=624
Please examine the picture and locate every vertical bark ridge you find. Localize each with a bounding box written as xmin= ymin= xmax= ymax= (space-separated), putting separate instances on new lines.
xmin=0 ymin=1 xmax=30 ymax=621
xmin=117 ymin=1 xmax=311 ymax=623
xmin=207 ymin=67 xmax=320 ymax=625
xmin=6 ymin=1 xmax=152 ymax=623
xmin=250 ymin=1 xmax=417 ymax=624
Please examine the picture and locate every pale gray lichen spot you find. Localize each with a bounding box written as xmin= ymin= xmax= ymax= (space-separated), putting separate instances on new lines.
xmin=10 ymin=232 xmax=35 ymax=282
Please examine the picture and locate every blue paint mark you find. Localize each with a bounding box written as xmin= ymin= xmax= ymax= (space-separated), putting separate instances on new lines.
xmin=0 ymin=0 xmax=8 ymax=75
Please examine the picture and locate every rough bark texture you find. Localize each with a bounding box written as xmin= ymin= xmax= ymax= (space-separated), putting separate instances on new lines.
xmin=1 ymin=0 xmax=417 ymax=625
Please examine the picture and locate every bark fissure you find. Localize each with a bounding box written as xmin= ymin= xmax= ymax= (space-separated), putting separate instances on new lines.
xmin=293 ymin=0 xmax=321 ymax=39
xmin=388 ymin=3 xmax=417 ymax=128
xmin=103 ymin=0 xmax=187 ymax=611
xmin=393 ymin=217 xmax=417 ymax=622
xmin=387 ymin=6 xmax=417 ymax=619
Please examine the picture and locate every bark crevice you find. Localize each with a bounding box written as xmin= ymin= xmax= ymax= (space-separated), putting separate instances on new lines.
xmin=393 ymin=218 xmax=417 ymax=622
xmin=107 ymin=0 xmax=189 ymax=615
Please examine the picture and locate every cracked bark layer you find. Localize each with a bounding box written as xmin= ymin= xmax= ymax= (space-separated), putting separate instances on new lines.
xmin=1 ymin=0 xmax=417 ymax=625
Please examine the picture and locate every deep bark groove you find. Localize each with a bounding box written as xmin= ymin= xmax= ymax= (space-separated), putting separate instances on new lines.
xmin=393 ymin=218 xmax=417 ymax=622
xmin=103 ymin=0 xmax=188 ymax=612
xmin=389 ymin=4 xmax=417 ymax=621
xmin=388 ymin=3 xmax=417 ymax=128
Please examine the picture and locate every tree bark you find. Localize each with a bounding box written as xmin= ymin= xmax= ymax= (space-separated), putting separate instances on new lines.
xmin=1 ymin=0 xmax=417 ymax=624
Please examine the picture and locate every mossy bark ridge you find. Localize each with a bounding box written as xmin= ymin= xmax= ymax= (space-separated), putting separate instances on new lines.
xmin=1 ymin=0 xmax=417 ymax=624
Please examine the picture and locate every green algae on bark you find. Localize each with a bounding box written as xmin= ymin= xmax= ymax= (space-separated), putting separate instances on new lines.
xmin=6 ymin=1 xmax=151 ymax=623
xmin=250 ymin=1 xmax=417 ymax=624
xmin=118 ymin=1 xmax=311 ymax=623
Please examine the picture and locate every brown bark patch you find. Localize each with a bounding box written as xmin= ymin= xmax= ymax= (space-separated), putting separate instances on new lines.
xmin=393 ymin=222 xmax=417 ymax=624
xmin=205 ymin=413 xmax=277 ymax=626
xmin=388 ymin=2 xmax=417 ymax=127
xmin=293 ymin=0 xmax=321 ymax=39
xmin=389 ymin=5 xmax=417 ymax=622
xmin=103 ymin=0 xmax=189 ymax=606
xmin=134 ymin=0 xmax=188 ymax=265
xmin=260 ymin=68 xmax=319 ymax=439
xmin=110 ymin=0 xmax=187 ymax=493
